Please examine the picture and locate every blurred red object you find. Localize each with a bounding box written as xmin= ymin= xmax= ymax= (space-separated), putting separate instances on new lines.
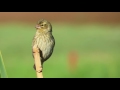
xmin=68 ymin=51 xmax=79 ymax=72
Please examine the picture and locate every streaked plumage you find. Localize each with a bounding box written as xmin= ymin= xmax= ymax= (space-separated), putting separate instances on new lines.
xmin=32 ymin=19 xmax=55 ymax=71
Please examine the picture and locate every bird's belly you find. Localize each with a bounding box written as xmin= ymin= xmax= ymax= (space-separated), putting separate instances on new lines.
xmin=37 ymin=38 xmax=54 ymax=60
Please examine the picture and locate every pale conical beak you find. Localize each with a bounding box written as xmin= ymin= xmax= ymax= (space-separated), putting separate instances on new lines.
xmin=35 ymin=24 xmax=41 ymax=29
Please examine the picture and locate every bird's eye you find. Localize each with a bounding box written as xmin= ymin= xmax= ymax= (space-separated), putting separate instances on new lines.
xmin=41 ymin=24 xmax=44 ymax=26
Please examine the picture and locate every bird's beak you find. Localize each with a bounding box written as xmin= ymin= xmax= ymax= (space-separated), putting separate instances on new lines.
xmin=35 ymin=24 xmax=41 ymax=29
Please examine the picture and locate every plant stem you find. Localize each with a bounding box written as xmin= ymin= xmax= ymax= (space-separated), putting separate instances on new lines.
xmin=0 ymin=51 xmax=8 ymax=78
xmin=32 ymin=46 xmax=43 ymax=78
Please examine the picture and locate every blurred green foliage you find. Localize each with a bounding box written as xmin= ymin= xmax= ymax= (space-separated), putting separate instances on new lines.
xmin=0 ymin=51 xmax=8 ymax=78
xmin=0 ymin=22 xmax=120 ymax=78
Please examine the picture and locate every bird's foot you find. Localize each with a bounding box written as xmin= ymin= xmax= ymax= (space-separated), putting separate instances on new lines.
xmin=36 ymin=66 xmax=43 ymax=73
xmin=33 ymin=64 xmax=43 ymax=73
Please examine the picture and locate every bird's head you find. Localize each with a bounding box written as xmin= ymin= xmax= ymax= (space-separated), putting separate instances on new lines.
xmin=35 ymin=19 xmax=52 ymax=33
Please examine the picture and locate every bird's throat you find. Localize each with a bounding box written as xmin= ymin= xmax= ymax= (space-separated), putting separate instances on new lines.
xmin=37 ymin=29 xmax=45 ymax=33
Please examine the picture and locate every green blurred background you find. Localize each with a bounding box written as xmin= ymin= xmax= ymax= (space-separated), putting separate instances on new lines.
xmin=0 ymin=12 xmax=120 ymax=78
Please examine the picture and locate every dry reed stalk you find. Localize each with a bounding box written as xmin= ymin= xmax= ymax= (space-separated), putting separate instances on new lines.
xmin=33 ymin=46 xmax=43 ymax=78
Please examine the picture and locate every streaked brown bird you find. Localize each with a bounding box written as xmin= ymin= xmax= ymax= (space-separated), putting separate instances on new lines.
xmin=32 ymin=19 xmax=55 ymax=72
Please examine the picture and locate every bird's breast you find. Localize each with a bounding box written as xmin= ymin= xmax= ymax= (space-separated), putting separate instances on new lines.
xmin=35 ymin=34 xmax=55 ymax=60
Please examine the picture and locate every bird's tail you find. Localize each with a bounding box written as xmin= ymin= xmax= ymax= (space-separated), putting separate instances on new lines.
xmin=33 ymin=64 xmax=36 ymax=70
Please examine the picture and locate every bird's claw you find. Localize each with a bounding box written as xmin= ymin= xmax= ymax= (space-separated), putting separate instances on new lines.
xmin=36 ymin=66 xmax=43 ymax=73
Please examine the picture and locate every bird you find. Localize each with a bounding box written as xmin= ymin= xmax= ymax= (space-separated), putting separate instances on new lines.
xmin=32 ymin=19 xmax=55 ymax=72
